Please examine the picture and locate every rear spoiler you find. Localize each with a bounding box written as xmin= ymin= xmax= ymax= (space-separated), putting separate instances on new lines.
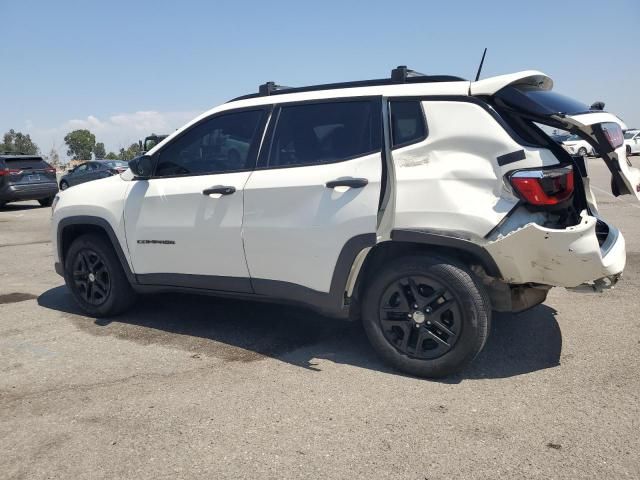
xmin=470 ymin=70 xmax=552 ymax=96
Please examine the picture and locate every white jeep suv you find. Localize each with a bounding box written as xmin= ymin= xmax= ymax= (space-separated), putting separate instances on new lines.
xmin=51 ymin=67 xmax=640 ymax=377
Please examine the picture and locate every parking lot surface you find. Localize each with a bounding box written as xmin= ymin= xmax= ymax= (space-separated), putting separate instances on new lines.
xmin=1 ymin=159 xmax=639 ymax=479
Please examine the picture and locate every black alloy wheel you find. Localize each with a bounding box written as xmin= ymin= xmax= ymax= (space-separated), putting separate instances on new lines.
xmin=361 ymin=255 xmax=491 ymax=378
xmin=379 ymin=275 xmax=461 ymax=360
xmin=71 ymin=248 xmax=111 ymax=306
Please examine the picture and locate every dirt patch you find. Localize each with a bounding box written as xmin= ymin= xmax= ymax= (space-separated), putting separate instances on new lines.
xmin=0 ymin=292 xmax=37 ymax=305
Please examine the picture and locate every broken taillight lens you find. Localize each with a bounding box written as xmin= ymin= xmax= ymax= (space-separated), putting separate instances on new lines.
xmin=509 ymin=165 xmax=574 ymax=206
xmin=600 ymin=122 xmax=624 ymax=150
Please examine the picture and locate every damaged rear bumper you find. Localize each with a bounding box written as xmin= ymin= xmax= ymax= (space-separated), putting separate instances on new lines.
xmin=485 ymin=212 xmax=625 ymax=289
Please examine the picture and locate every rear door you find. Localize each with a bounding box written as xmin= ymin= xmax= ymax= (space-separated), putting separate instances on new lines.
xmin=490 ymin=82 xmax=640 ymax=200
xmin=242 ymin=98 xmax=382 ymax=295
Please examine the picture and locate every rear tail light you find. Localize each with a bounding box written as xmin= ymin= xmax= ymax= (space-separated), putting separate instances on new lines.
xmin=0 ymin=168 xmax=21 ymax=176
xmin=600 ymin=122 xmax=624 ymax=149
xmin=45 ymin=167 xmax=56 ymax=174
xmin=509 ymin=165 xmax=574 ymax=206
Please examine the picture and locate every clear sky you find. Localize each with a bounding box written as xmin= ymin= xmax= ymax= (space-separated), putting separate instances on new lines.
xmin=2 ymin=0 xmax=639 ymax=159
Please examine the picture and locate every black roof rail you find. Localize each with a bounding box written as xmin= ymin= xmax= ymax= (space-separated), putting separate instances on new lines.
xmin=228 ymin=66 xmax=466 ymax=103
xmin=258 ymin=81 xmax=293 ymax=96
xmin=390 ymin=65 xmax=427 ymax=83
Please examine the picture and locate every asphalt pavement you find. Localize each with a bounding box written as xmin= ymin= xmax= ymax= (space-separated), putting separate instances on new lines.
xmin=1 ymin=158 xmax=639 ymax=479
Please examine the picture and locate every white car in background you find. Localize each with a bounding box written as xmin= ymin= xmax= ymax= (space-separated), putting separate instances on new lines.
xmin=624 ymin=129 xmax=640 ymax=156
xmin=562 ymin=134 xmax=595 ymax=157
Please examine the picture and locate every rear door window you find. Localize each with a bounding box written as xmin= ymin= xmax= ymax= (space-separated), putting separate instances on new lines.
xmin=495 ymin=85 xmax=592 ymax=117
xmin=390 ymin=101 xmax=427 ymax=148
xmin=265 ymin=100 xmax=381 ymax=168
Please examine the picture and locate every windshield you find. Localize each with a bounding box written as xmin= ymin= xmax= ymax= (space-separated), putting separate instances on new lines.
xmin=566 ymin=134 xmax=581 ymax=141
xmin=624 ymin=131 xmax=638 ymax=139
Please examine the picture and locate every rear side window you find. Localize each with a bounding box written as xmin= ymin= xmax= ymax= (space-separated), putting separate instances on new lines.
xmin=390 ymin=101 xmax=427 ymax=147
xmin=266 ymin=101 xmax=381 ymax=168
xmin=4 ymin=157 xmax=49 ymax=170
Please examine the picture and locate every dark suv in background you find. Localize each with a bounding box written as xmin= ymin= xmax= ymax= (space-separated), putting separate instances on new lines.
xmin=0 ymin=153 xmax=58 ymax=208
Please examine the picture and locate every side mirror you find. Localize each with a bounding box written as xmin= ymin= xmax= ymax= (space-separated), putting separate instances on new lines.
xmin=129 ymin=155 xmax=153 ymax=179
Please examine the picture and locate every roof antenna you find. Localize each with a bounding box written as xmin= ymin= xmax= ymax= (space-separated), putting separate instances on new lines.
xmin=474 ymin=48 xmax=487 ymax=82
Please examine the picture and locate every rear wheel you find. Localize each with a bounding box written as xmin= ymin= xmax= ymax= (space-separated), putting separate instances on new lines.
xmin=64 ymin=233 xmax=136 ymax=317
xmin=38 ymin=197 xmax=54 ymax=207
xmin=578 ymin=147 xmax=587 ymax=157
xmin=361 ymin=255 xmax=491 ymax=378
xmin=627 ymin=145 xmax=632 ymax=156
xmin=60 ymin=180 xmax=69 ymax=190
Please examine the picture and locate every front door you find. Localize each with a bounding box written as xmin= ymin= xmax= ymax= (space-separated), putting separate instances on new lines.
xmin=124 ymin=108 xmax=268 ymax=292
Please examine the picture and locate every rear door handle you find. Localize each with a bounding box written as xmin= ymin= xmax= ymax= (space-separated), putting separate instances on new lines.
xmin=325 ymin=177 xmax=368 ymax=189
xmin=202 ymin=185 xmax=236 ymax=196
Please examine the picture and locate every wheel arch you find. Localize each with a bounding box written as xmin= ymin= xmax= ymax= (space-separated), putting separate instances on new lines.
xmin=349 ymin=229 xmax=501 ymax=315
xmin=57 ymin=216 xmax=135 ymax=284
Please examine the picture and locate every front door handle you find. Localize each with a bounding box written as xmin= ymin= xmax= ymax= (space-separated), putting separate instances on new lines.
xmin=325 ymin=177 xmax=368 ymax=189
xmin=202 ymin=185 xmax=236 ymax=196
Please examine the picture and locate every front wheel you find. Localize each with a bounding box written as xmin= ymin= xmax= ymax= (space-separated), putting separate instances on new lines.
xmin=361 ymin=255 xmax=491 ymax=378
xmin=39 ymin=197 xmax=54 ymax=207
xmin=578 ymin=147 xmax=587 ymax=157
xmin=64 ymin=233 xmax=136 ymax=317
xmin=627 ymin=145 xmax=632 ymax=156
xmin=60 ymin=180 xmax=69 ymax=190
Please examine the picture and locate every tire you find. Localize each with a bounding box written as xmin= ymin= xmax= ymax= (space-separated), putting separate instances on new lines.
xmin=361 ymin=255 xmax=491 ymax=378
xmin=578 ymin=147 xmax=587 ymax=157
xmin=627 ymin=145 xmax=632 ymax=156
xmin=60 ymin=180 xmax=69 ymax=190
xmin=64 ymin=233 xmax=136 ymax=317
xmin=38 ymin=197 xmax=54 ymax=207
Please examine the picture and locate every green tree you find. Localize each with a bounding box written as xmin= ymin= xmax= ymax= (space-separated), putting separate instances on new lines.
xmin=105 ymin=152 xmax=119 ymax=160
xmin=94 ymin=142 xmax=106 ymax=159
xmin=118 ymin=143 xmax=142 ymax=160
xmin=1 ymin=129 xmax=39 ymax=154
xmin=64 ymin=129 xmax=96 ymax=161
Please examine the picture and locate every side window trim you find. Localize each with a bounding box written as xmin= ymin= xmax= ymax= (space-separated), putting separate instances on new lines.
xmin=149 ymin=106 xmax=271 ymax=179
xmin=256 ymin=96 xmax=383 ymax=171
xmin=388 ymin=99 xmax=428 ymax=150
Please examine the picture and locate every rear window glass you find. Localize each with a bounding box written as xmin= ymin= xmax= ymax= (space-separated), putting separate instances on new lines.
xmin=104 ymin=161 xmax=128 ymax=168
xmin=267 ymin=101 xmax=381 ymax=168
xmin=3 ymin=157 xmax=49 ymax=169
xmin=497 ymin=85 xmax=591 ymax=117
xmin=390 ymin=101 xmax=427 ymax=147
